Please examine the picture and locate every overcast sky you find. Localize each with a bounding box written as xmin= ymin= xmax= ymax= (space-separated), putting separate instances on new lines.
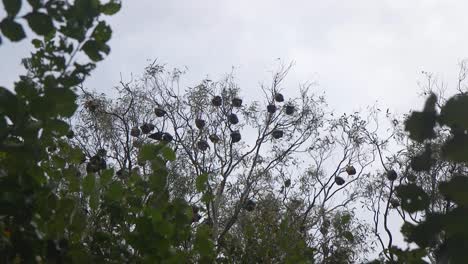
xmin=2 ymin=0 xmax=468 ymax=115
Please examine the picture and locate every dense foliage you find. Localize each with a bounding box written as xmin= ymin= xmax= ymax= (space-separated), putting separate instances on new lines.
xmin=71 ymin=63 xmax=375 ymax=263
xmin=0 ymin=1 xmax=212 ymax=263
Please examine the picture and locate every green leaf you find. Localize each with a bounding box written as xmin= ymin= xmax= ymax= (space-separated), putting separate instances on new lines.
xmin=92 ymin=21 xmax=112 ymax=43
xmin=423 ymin=93 xmax=437 ymax=112
xmin=161 ymin=146 xmax=176 ymax=161
xmin=101 ymin=168 xmax=114 ymax=186
xmin=139 ymin=144 xmax=160 ymax=161
xmin=0 ymin=116 xmax=7 ymax=139
xmin=82 ymin=40 xmax=104 ymax=61
xmin=68 ymin=172 xmax=80 ymax=192
xmin=194 ymin=225 xmax=215 ymax=257
xmin=410 ymin=145 xmax=434 ymax=172
xmin=439 ymin=94 xmax=468 ymax=130
xmin=46 ymin=119 xmax=70 ymax=136
xmin=43 ymin=87 xmax=78 ymax=118
xmin=404 ymin=94 xmax=437 ymax=143
xmin=52 ymin=155 xmax=66 ymax=169
xmin=405 ymin=111 xmax=436 ymax=143
xmin=82 ymin=174 xmax=96 ymax=195
xmin=441 ymin=133 xmax=468 ymax=163
xmin=402 ymin=214 xmax=443 ymax=248
xmin=31 ymin=38 xmax=42 ymax=48
xmin=24 ymin=12 xmax=54 ymax=36
xmin=3 ymin=0 xmax=22 ymax=17
xmin=0 ymin=86 xmax=18 ymax=118
xmin=201 ymin=192 xmax=214 ymax=203
xmin=196 ymin=173 xmax=209 ymax=192
xmin=0 ymin=18 xmax=26 ymax=41
xmin=75 ymin=0 xmax=100 ymax=19
xmin=107 ymin=181 xmax=124 ymax=201
xmin=89 ymin=191 xmax=99 ymax=210
xmin=149 ymin=168 xmax=167 ymax=192
xmin=27 ymin=0 xmax=41 ymax=9
xmin=101 ymin=1 xmax=121 ymax=15
xmin=396 ymin=184 xmax=430 ymax=213
xmin=343 ymin=231 xmax=354 ymax=242
xmin=341 ymin=213 xmax=351 ymax=225
xmin=68 ymin=147 xmax=85 ymax=164
xmin=71 ymin=210 xmax=87 ymax=234
xmin=439 ymin=175 xmax=468 ymax=206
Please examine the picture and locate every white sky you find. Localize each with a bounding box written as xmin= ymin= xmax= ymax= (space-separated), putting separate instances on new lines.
xmin=1 ymin=0 xmax=467 ymax=258
xmin=2 ymin=0 xmax=468 ymax=115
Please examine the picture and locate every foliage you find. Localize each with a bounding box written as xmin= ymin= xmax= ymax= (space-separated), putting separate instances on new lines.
xmin=0 ymin=0 xmax=121 ymax=262
xmin=388 ymin=90 xmax=468 ymax=263
xmin=0 ymin=1 xmax=212 ymax=263
xmin=360 ymin=70 xmax=468 ymax=264
xmin=70 ymin=62 xmax=384 ymax=262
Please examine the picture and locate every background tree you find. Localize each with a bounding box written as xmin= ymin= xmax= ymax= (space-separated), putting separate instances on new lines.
xmin=72 ymin=61 xmax=387 ymax=262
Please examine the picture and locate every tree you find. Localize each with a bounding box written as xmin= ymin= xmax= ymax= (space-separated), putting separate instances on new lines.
xmin=365 ymin=62 xmax=468 ymax=263
xmin=0 ymin=0 xmax=121 ymax=262
xmin=72 ymin=61 xmax=386 ymax=262
xmin=0 ymin=2 xmax=217 ymax=263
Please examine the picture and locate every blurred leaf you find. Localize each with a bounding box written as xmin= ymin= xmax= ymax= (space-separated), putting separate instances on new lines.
xmin=75 ymin=0 xmax=100 ymax=19
xmin=402 ymin=214 xmax=443 ymax=248
xmin=101 ymin=168 xmax=113 ymax=186
xmin=0 ymin=86 xmax=18 ymax=118
xmin=44 ymin=87 xmax=78 ymax=117
xmin=31 ymin=38 xmax=42 ymax=48
xmin=139 ymin=144 xmax=159 ymax=161
xmin=101 ymin=1 xmax=121 ymax=15
xmin=3 ymin=0 xmax=22 ymax=17
xmin=196 ymin=173 xmax=208 ymax=192
xmin=82 ymin=174 xmax=95 ymax=195
xmin=441 ymin=133 xmax=468 ymax=163
xmin=0 ymin=18 xmax=26 ymax=41
xmin=201 ymin=192 xmax=214 ymax=203
xmin=423 ymin=93 xmax=437 ymax=112
xmin=405 ymin=111 xmax=436 ymax=143
xmin=92 ymin=21 xmax=112 ymax=43
xmin=194 ymin=225 xmax=215 ymax=258
xmin=82 ymin=40 xmax=109 ymax=61
xmin=390 ymin=247 xmax=429 ymax=264
xmin=439 ymin=94 xmax=468 ymax=130
xmin=396 ymin=184 xmax=430 ymax=213
xmin=68 ymin=147 xmax=85 ymax=164
xmin=439 ymin=175 xmax=468 ymax=206
xmin=343 ymin=231 xmax=354 ymax=242
xmin=46 ymin=119 xmax=70 ymax=136
xmin=341 ymin=213 xmax=351 ymax=225
xmin=107 ymin=181 xmax=124 ymax=201
xmin=26 ymin=0 xmax=41 ymax=9
xmin=411 ymin=145 xmax=433 ymax=172
xmin=161 ymin=146 xmax=176 ymax=161
xmin=89 ymin=191 xmax=99 ymax=210
xmin=24 ymin=12 xmax=54 ymax=36
xmin=444 ymin=207 xmax=468 ymax=236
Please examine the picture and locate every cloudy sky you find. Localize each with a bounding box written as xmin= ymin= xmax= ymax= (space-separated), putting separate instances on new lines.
xmin=2 ymin=0 xmax=468 ymax=115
